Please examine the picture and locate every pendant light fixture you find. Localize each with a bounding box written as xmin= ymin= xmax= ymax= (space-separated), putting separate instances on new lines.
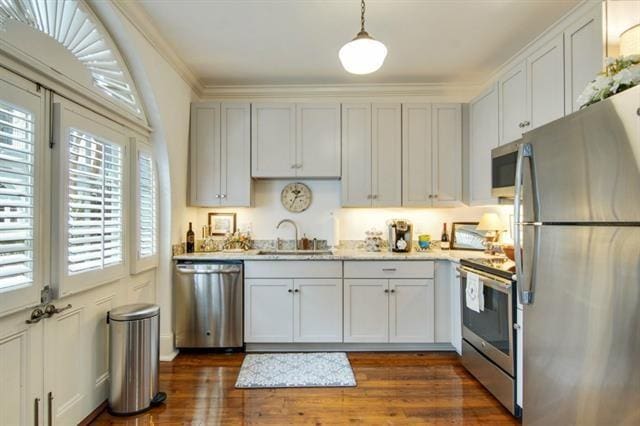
xmin=339 ymin=0 xmax=387 ymax=75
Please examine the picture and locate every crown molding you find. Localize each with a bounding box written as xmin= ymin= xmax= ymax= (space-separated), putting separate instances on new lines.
xmin=200 ymin=82 xmax=483 ymax=101
xmin=110 ymin=0 xmax=203 ymax=96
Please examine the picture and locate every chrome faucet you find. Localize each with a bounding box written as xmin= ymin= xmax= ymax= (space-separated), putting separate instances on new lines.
xmin=276 ymin=219 xmax=299 ymax=251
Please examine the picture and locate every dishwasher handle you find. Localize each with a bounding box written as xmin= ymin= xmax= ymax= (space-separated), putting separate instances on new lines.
xmin=175 ymin=264 xmax=242 ymax=275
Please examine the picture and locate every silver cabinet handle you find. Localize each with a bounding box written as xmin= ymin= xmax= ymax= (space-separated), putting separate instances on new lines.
xmin=220 ymin=194 xmax=227 ymax=199
xmin=428 ymin=194 xmax=433 ymax=199
xmin=513 ymin=323 xmax=521 ymax=331
xmin=390 ymin=289 xmax=396 ymax=293
xmin=382 ymin=268 xmax=397 ymax=272
xmin=215 ymin=194 xmax=220 ymax=198
xmin=288 ymin=289 xmax=293 ymax=293
xmin=384 ymin=289 xmax=389 ymax=293
xmin=294 ymin=289 xmax=299 ymax=293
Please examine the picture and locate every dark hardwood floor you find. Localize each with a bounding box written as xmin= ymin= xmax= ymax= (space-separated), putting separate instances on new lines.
xmin=92 ymin=352 xmax=519 ymax=425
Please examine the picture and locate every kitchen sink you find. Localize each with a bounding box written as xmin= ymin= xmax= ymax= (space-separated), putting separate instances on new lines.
xmin=256 ymin=250 xmax=333 ymax=256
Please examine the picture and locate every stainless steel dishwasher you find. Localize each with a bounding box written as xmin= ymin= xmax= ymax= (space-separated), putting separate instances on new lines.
xmin=173 ymin=261 xmax=243 ymax=348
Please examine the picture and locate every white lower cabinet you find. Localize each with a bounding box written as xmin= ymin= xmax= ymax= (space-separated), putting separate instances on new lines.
xmin=245 ymin=279 xmax=294 ymax=343
xmin=293 ymin=279 xmax=342 ymax=342
xmin=343 ymin=261 xmax=436 ymax=344
xmin=244 ymin=262 xmax=343 ymax=343
xmin=389 ymin=279 xmax=435 ymax=343
xmin=343 ymin=279 xmax=389 ymax=343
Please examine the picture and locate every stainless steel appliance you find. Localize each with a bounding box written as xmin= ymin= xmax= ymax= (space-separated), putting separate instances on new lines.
xmin=459 ymin=258 xmax=520 ymax=416
xmin=173 ymin=261 xmax=243 ymax=348
xmin=388 ymin=219 xmax=413 ymax=252
xmin=491 ymin=139 xmax=522 ymax=199
xmin=514 ymin=86 xmax=640 ymax=425
xmin=108 ymin=304 xmax=165 ymax=415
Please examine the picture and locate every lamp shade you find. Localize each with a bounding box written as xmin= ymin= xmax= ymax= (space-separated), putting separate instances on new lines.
xmin=476 ymin=213 xmax=507 ymax=231
xmin=339 ymin=31 xmax=387 ymax=75
xmin=620 ymin=24 xmax=640 ymax=56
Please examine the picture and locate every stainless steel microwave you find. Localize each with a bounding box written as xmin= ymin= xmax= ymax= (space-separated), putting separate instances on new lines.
xmin=491 ymin=139 xmax=522 ymax=199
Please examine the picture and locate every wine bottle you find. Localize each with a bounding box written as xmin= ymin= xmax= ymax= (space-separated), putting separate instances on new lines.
xmin=440 ymin=223 xmax=449 ymax=250
xmin=186 ymin=222 xmax=195 ymax=253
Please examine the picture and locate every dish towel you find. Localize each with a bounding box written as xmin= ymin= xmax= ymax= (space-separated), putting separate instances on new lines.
xmin=465 ymin=272 xmax=484 ymax=313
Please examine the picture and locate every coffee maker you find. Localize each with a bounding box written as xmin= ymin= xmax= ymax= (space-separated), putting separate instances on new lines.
xmin=388 ymin=219 xmax=413 ymax=252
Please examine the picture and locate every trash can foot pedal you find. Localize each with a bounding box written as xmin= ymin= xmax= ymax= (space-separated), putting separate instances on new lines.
xmin=151 ymin=392 xmax=167 ymax=406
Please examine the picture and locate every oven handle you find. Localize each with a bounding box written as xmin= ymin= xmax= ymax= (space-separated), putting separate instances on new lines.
xmin=456 ymin=266 xmax=512 ymax=293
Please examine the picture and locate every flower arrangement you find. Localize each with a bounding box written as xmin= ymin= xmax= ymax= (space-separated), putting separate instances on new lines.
xmin=223 ymin=231 xmax=252 ymax=251
xmin=577 ymin=55 xmax=640 ymax=109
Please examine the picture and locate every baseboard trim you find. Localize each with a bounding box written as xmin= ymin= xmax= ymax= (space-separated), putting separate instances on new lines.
xmin=160 ymin=333 xmax=177 ymax=361
xmin=245 ymin=342 xmax=456 ymax=352
xmin=78 ymin=399 xmax=108 ymax=426
xmin=160 ymin=348 xmax=179 ymax=361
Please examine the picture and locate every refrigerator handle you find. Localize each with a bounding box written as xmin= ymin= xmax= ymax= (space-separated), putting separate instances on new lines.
xmin=514 ymin=143 xmax=535 ymax=305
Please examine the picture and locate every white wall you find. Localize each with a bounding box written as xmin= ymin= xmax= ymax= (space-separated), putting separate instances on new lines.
xmin=195 ymin=180 xmax=513 ymax=244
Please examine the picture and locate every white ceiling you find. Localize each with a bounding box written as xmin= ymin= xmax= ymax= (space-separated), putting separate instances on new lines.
xmin=137 ymin=0 xmax=580 ymax=87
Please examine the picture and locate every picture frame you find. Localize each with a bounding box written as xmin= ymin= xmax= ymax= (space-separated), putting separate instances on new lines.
xmin=451 ymin=222 xmax=488 ymax=251
xmin=208 ymin=212 xmax=236 ymax=236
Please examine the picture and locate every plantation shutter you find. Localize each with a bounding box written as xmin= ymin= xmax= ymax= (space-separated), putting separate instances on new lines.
xmin=0 ymin=100 xmax=34 ymax=290
xmin=137 ymin=149 xmax=156 ymax=258
xmin=67 ymin=129 xmax=123 ymax=275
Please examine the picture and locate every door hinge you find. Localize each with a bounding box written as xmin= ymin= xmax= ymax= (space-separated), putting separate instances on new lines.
xmin=49 ymin=136 xmax=55 ymax=149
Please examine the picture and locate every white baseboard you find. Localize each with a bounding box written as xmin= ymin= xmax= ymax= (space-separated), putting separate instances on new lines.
xmin=245 ymin=342 xmax=456 ymax=352
xmin=160 ymin=333 xmax=178 ymax=361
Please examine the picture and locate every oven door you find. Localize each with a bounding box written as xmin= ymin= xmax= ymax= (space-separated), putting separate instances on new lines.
xmin=459 ymin=266 xmax=515 ymax=375
xmin=491 ymin=140 xmax=520 ymax=198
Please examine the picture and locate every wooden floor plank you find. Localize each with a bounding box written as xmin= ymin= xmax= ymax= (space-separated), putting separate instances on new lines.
xmin=92 ymin=352 xmax=519 ymax=425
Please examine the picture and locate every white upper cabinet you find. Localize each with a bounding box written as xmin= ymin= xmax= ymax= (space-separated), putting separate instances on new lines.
xmin=342 ymin=103 xmax=401 ymax=207
xmin=190 ymin=103 xmax=221 ymax=205
xmin=371 ymin=103 xmax=402 ymax=207
xmin=431 ymin=104 xmax=463 ymax=207
xmin=402 ymin=103 xmax=462 ymax=207
xmin=252 ymin=102 xmax=340 ymax=178
xmin=221 ymin=103 xmax=252 ymax=206
xmin=402 ymin=103 xmax=433 ymax=207
xmin=251 ymin=103 xmax=296 ymax=178
xmin=189 ymin=102 xmax=251 ymax=207
xmin=499 ymin=62 xmax=527 ymax=145
xmin=296 ymin=103 xmax=341 ymax=178
xmin=469 ymin=84 xmax=499 ymax=206
xmin=564 ymin=5 xmax=603 ymax=114
xmin=341 ymin=103 xmax=372 ymax=207
xmin=526 ymin=33 xmax=565 ymax=129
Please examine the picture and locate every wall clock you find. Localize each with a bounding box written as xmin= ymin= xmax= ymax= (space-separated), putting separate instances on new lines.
xmin=281 ymin=182 xmax=312 ymax=213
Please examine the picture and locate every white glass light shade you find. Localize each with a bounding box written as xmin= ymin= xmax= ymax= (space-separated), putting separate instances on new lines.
xmin=339 ymin=32 xmax=388 ymax=75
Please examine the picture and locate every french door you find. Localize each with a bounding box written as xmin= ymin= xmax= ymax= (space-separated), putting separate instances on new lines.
xmin=0 ymin=69 xmax=47 ymax=425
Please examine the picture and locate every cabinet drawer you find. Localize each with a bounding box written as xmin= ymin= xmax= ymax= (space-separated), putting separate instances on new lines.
xmin=344 ymin=261 xmax=434 ymax=279
xmin=245 ymin=261 xmax=342 ymax=278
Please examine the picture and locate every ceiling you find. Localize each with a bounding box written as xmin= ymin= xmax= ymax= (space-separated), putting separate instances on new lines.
xmin=136 ymin=0 xmax=580 ymax=87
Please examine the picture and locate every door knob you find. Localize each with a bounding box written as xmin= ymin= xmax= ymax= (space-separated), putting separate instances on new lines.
xmin=287 ymin=289 xmax=293 ymax=293
xmin=294 ymin=289 xmax=299 ymax=293
xmin=384 ymin=289 xmax=389 ymax=293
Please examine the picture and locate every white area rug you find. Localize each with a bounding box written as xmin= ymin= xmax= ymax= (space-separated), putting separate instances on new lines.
xmin=235 ymin=352 xmax=357 ymax=388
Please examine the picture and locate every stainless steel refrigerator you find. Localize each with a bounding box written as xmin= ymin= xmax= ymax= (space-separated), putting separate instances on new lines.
xmin=514 ymin=85 xmax=640 ymax=425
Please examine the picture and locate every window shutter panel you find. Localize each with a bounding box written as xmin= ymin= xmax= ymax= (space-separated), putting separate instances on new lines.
xmin=137 ymin=150 xmax=156 ymax=258
xmin=0 ymin=101 xmax=34 ymax=290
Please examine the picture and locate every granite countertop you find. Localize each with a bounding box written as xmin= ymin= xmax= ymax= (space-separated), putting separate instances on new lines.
xmin=172 ymin=249 xmax=496 ymax=262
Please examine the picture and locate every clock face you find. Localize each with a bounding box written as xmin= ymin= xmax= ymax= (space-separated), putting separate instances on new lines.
xmin=281 ymin=182 xmax=312 ymax=213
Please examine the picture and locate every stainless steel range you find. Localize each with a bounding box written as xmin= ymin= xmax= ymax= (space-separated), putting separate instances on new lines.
xmin=459 ymin=257 xmax=521 ymax=417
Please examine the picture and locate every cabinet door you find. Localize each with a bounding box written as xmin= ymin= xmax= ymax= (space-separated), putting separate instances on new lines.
xmin=293 ymin=279 xmax=342 ymax=342
xmin=432 ymin=104 xmax=463 ymax=207
xmin=499 ymin=62 xmax=527 ymax=144
xmin=220 ymin=103 xmax=251 ymax=206
xmin=296 ymin=103 xmax=341 ymax=178
xmin=564 ymin=5 xmax=603 ymax=114
xmin=251 ymin=103 xmax=296 ymax=177
xmin=527 ymin=34 xmax=565 ymax=130
xmin=469 ymin=84 xmax=499 ymax=205
xmin=372 ymin=103 xmax=402 ymax=207
xmin=341 ymin=103 xmax=372 ymax=207
xmin=402 ymin=103 xmax=432 ymax=207
xmin=389 ymin=279 xmax=435 ymax=343
xmin=344 ymin=279 xmax=388 ymax=343
xmin=244 ymin=279 xmax=293 ymax=342
xmin=189 ymin=103 xmax=221 ymax=206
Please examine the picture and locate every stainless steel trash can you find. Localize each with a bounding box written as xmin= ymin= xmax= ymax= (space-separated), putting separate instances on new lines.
xmin=108 ymin=303 xmax=166 ymax=415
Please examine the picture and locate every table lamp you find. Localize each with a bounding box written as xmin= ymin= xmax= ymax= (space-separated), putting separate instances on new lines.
xmin=477 ymin=213 xmax=507 ymax=254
